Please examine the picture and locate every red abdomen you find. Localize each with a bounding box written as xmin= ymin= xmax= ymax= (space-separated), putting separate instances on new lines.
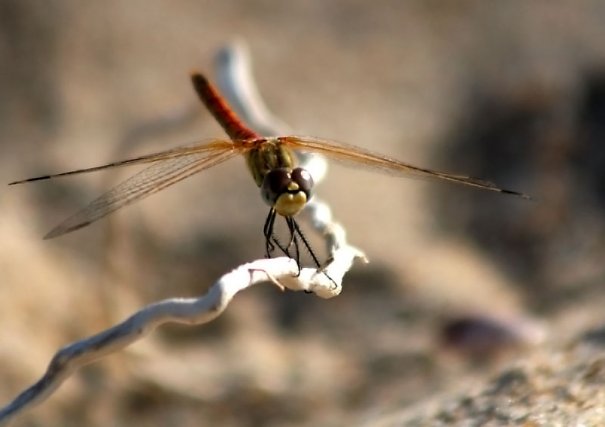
xmin=191 ymin=73 xmax=260 ymax=142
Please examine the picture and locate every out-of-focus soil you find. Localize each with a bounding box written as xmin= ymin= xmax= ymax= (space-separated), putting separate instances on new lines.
xmin=3 ymin=1 xmax=605 ymax=425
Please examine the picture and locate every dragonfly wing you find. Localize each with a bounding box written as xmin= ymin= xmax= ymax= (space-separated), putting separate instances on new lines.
xmin=44 ymin=148 xmax=240 ymax=239
xmin=9 ymin=139 xmax=235 ymax=184
xmin=281 ymin=136 xmax=530 ymax=199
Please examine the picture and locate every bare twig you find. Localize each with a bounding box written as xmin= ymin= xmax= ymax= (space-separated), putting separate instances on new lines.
xmin=0 ymin=41 xmax=366 ymax=425
xmin=0 ymin=251 xmax=364 ymax=424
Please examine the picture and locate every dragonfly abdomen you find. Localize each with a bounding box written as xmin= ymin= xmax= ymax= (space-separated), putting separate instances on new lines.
xmin=191 ymin=73 xmax=259 ymax=141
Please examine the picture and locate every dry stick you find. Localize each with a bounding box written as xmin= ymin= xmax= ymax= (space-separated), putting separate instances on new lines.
xmin=0 ymin=255 xmax=362 ymax=423
xmin=0 ymin=41 xmax=366 ymax=425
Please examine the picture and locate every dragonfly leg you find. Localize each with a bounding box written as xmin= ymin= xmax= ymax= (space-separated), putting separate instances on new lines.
xmin=285 ymin=217 xmax=302 ymax=276
xmin=289 ymin=217 xmax=337 ymax=288
xmin=263 ymin=208 xmax=278 ymax=258
xmin=263 ymin=209 xmax=292 ymax=258
xmin=263 ymin=211 xmax=336 ymax=286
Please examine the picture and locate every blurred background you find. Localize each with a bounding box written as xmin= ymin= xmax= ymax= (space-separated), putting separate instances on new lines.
xmin=3 ymin=1 xmax=605 ymax=426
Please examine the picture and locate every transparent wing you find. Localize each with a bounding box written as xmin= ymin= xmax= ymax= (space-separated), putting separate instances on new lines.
xmin=281 ymin=136 xmax=530 ymax=199
xmin=44 ymin=145 xmax=241 ymax=239
xmin=9 ymin=138 xmax=237 ymax=184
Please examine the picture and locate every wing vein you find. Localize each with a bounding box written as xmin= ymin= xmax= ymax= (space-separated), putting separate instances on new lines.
xmin=282 ymin=136 xmax=530 ymax=198
xmin=9 ymin=139 xmax=235 ymax=184
xmin=44 ymin=149 xmax=240 ymax=239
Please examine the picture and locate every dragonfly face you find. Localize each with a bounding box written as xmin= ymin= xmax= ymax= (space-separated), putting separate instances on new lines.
xmin=261 ymin=167 xmax=314 ymax=217
xmin=244 ymin=136 xmax=314 ymax=217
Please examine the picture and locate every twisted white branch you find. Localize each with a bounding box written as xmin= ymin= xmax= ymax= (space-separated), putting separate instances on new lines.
xmin=0 ymin=40 xmax=366 ymax=425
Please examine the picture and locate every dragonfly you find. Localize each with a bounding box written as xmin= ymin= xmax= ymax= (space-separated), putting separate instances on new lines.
xmin=10 ymin=72 xmax=530 ymax=269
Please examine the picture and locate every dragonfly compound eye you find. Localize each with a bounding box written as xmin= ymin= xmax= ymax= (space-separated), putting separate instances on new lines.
xmin=261 ymin=168 xmax=313 ymax=217
xmin=291 ymin=167 xmax=314 ymax=199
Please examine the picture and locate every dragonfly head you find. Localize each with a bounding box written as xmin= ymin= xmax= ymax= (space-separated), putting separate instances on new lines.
xmin=261 ymin=167 xmax=314 ymax=217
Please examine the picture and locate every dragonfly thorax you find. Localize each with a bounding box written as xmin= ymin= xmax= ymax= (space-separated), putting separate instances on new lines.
xmin=245 ymin=138 xmax=297 ymax=186
xmin=261 ymin=167 xmax=314 ymax=217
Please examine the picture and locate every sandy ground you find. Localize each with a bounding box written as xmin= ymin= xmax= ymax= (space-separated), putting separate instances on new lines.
xmin=2 ymin=1 xmax=605 ymax=425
